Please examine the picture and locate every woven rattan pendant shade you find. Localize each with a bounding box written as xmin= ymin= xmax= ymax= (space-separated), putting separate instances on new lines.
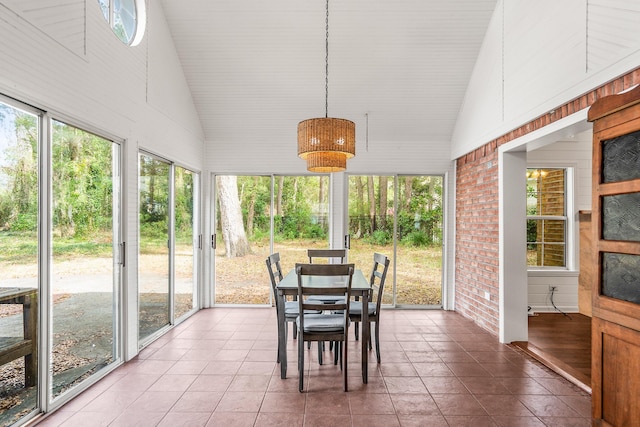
xmin=298 ymin=117 xmax=355 ymax=172
xmin=297 ymin=0 xmax=355 ymax=173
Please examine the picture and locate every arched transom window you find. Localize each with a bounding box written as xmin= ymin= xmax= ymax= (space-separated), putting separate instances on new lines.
xmin=98 ymin=0 xmax=146 ymax=46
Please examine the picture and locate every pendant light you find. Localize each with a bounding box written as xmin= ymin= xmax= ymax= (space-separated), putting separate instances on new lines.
xmin=297 ymin=0 xmax=355 ymax=173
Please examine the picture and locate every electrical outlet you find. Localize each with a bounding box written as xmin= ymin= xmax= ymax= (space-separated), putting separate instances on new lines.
xmin=549 ymin=285 xmax=557 ymax=292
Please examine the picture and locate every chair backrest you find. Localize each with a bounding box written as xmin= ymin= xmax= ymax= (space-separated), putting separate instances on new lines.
xmin=369 ymin=253 xmax=390 ymax=313
xmin=307 ymin=248 xmax=347 ymax=264
xmin=266 ymin=252 xmax=284 ymax=299
xmin=296 ymin=263 xmax=354 ymax=329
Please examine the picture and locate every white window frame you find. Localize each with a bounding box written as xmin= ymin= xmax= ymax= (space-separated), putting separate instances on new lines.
xmin=526 ymin=165 xmax=576 ymax=271
xmin=97 ymin=0 xmax=147 ymax=46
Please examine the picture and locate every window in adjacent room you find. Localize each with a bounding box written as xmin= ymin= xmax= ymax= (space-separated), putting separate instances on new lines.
xmin=98 ymin=0 xmax=146 ymax=46
xmin=526 ymin=168 xmax=567 ymax=268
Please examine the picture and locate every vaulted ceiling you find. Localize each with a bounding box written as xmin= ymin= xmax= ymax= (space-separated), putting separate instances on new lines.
xmin=159 ymin=0 xmax=498 ymax=155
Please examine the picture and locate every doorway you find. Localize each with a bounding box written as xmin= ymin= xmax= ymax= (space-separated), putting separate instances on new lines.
xmin=502 ymin=126 xmax=593 ymax=391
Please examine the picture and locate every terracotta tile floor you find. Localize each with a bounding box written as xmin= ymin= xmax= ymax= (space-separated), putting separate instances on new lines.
xmin=37 ymin=308 xmax=591 ymax=427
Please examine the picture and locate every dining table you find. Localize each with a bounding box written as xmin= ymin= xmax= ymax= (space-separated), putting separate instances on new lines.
xmin=276 ymin=268 xmax=371 ymax=383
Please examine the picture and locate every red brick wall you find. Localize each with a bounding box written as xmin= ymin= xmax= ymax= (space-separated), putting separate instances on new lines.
xmin=454 ymin=68 xmax=640 ymax=336
xmin=455 ymin=146 xmax=499 ymax=335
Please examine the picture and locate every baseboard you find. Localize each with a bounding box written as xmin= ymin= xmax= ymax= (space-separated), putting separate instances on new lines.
xmin=528 ymin=305 xmax=579 ymax=314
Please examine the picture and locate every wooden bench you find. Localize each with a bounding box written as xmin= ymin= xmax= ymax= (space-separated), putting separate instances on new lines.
xmin=0 ymin=288 xmax=37 ymax=387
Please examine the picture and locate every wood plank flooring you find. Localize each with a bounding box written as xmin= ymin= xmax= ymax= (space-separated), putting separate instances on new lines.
xmin=513 ymin=313 xmax=591 ymax=393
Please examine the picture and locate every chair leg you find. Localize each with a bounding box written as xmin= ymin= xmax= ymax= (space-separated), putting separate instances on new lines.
xmin=318 ymin=341 xmax=323 ymax=365
xmin=342 ymin=339 xmax=348 ymax=392
xmin=354 ymin=322 xmax=359 ymax=341
xmin=374 ymin=321 xmax=381 ymax=363
xmin=298 ymin=335 xmax=304 ymax=392
xmin=276 ymin=336 xmax=281 ymax=364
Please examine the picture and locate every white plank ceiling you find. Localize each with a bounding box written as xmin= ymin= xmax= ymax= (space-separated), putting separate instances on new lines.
xmin=159 ymin=0 xmax=498 ymax=155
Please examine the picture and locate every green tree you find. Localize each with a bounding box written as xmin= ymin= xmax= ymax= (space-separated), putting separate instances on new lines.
xmin=51 ymin=121 xmax=113 ymax=238
xmin=0 ymin=106 xmax=38 ymax=231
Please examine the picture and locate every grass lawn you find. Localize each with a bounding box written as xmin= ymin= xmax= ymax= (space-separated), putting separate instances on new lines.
xmin=214 ymin=238 xmax=443 ymax=306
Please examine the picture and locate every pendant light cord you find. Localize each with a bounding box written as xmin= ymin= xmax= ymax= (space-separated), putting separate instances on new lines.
xmin=325 ymin=0 xmax=329 ymax=118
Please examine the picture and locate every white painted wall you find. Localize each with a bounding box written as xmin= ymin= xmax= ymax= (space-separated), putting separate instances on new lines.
xmin=527 ymin=272 xmax=580 ymax=314
xmin=205 ymin=135 xmax=454 ymax=176
xmin=0 ymin=0 xmax=204 ymax=359
xmin=0 ymin=1 xmax=203 ymax=160
xmin=452 ymin=0 xmax=640 ymax=159
xmin=499 ymin=149 xmax=528 ymax=342
xmin=526 ymin=130 xmax=592 ymax=313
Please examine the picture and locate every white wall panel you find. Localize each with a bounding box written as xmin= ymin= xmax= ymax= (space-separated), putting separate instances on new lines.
xmin=2 ymin=0 xmax=86 ymax=56
xmin=147 ymin=2 xmax=204 ymax=147
xmin=0 ymin=1 xmax=203 ymax=165
xmin=204 ymin=135 xmax=453 ymax=176
xmin=588 ymin=0 xmax=640 ymax=72
xmin=503 ymin=0 xmax=586 ymax=123
xmin=527 ymin=273 xmax=579 ymax=313
xmin=450 ymin=2 xmax=504 ymax=155
xmin=452 ymin=0 xmax=640 ymax=159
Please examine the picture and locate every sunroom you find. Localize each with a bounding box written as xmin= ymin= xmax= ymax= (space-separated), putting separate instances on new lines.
xmin=1 ymin=0 xmax=640 ymax=425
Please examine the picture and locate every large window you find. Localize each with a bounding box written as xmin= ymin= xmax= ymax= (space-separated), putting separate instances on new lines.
xmin=0 ymin=98 xmax=123 ymax=426
xmin=51 ymin=121 xmax=121 ymax=399
xmin=526 ymin=168 xmax=567 ymax=268
xmin=138 ymin=154 xmax=199 ymax=345
xmin=138 ymin=154 xmax=170 ymax=341
xmin=347 ymin=175 xmax=443 ymax=307
xmin=0 ymin=99 xmax=40 ymax=426
xmin=212 ymin=175 xmax=329 ymax=305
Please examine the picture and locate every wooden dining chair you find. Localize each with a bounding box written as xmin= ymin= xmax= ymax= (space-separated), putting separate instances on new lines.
xmin=296 ymin=263 xmax=354 ymax=392
xmin=307 ymin=248 xmax=346 ymax=264
xmin=266 ymin=253 xmax=291 ymax=363
xmin=349 ymin=252 xmax=390 ymax=363
xmin=267 ymin=253 xmax=321 ymax=363
xmin=307 ymin=249 xmax=348 ymax=304
xmin=305 ymin=248 xmax=349 ymax=358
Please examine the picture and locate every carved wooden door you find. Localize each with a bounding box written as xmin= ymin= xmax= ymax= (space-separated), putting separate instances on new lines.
xmin=588 ymin=85 xmax=640 ymax=427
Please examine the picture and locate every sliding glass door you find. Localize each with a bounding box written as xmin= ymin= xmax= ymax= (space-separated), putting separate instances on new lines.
xmin=0 ymin=100 xmax=40 ymax=426
xmin=174 ymin=166 xmax=198 ymax=320
xmin=0 ymin=99 xmax=124 ymax=426
xmin=395 ymin=175 xmax=443 ymax=306
xmin=347 ymin=175 xmax=443 ymax=307
xmin=212 ymin=175 xmax=330 ymax=305
xmin=347 ymin=176 xmax=395 ymax=305
xmin=139 ymin=155 xmax=199 ymax=343
xmin=51 ymin=120 xmax=121 ymax=398
xmin=138 ymin=154 xmax=171 ymax=341
xmin=213 ymin=175 xmax=271 ymax=304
